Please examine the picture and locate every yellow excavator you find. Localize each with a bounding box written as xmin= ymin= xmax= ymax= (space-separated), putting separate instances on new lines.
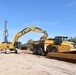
xmin=0 ymin=26 xmax=48 ymax=54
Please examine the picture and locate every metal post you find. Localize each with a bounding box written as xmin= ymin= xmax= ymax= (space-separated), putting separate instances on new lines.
xmin=3 ymin=20 xmax=9 ymax=42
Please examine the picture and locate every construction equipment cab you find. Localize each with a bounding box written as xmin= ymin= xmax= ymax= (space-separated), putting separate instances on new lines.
xmin=0 ymin=26 xmax=48 ymax=54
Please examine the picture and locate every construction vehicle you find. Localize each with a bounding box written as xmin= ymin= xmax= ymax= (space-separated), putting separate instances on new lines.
xmin=0 ymin=24 xmax=48 ymax=54
xmin=32 ymin=36 xmax=76 ymax=60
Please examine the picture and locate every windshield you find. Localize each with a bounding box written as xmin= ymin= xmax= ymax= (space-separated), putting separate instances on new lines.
xmin=62 ymin=37 xmax=69 ymax=41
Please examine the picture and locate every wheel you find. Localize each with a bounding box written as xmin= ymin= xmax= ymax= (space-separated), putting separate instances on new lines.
xmin=50 ymin=47 xmax=58 ymax=52
xmin=16 ymin=49 xmax=21 ymax=54
xmin=33 ymin=47 xmax=38 ymax=55
xmin=44 ymin=49 xmax=48 ymax=56
xmin=38 ymin=47 xmax=44 ymax=56
xmin=49 ymin=47 xmax=58 ymax=59
xmin=5 ymin=49 xmax=10 ymax=54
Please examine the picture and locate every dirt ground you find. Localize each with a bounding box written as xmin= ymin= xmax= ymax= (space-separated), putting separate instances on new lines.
xmin=0 ymin=50 xmax=76 ymax=75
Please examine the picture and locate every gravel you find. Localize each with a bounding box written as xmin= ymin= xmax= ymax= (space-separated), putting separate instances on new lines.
xmin=0 ymin=50 xmax=76 ymax=75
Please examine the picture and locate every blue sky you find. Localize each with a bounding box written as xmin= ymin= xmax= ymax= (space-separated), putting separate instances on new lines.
xmin=0 ymin=0 xmax=76 ymax=43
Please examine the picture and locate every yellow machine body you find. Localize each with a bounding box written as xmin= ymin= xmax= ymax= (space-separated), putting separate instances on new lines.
xmin=32 ymin=36 xmax=76 ymax=53
xmin=0 ymin=26 xmax=48 ymax=50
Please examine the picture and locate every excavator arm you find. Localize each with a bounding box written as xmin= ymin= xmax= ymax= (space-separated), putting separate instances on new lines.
xmin=12 ymin=26 xmax=48 ymax=46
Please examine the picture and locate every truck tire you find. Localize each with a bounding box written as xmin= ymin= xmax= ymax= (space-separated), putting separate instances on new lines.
xmin=5 ymin=49 xmax=10 ymax=54
xmin=50 ymin=47 xmax=58 ymax=52
xmin=38 ymin=47 xmax=44 ymax=56
xmin=33 ymin=47 xmax=38 ymax=55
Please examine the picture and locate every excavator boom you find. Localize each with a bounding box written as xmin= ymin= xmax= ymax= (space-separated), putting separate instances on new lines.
xmin=12 ymin=26 xmax=48 ymax=46
xmin=0 ymin=23 xmax=48 ymax=54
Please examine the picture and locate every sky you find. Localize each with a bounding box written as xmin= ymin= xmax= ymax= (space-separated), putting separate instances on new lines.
xmin=0 ymin=0 xmax=76 ymax=43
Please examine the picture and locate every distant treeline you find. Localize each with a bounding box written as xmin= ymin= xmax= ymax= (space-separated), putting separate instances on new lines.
xmin=69 ymin=37 xmax=76 ymax=43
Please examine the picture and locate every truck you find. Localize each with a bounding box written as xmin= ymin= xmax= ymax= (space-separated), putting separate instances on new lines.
xmin=0 ymin=26 xmax=48 ymax=54
xmin=32 ymin=36 xmax=76 ymax=59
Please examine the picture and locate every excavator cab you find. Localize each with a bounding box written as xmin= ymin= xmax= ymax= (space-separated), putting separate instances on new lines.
xmin=14 ymin=42 xmax=21 ymax=49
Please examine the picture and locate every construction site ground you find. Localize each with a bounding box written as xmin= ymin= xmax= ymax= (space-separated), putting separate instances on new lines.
xmin=0 ymin=50 xmax=76 ymax=75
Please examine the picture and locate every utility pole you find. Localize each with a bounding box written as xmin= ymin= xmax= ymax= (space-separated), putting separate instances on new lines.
xmin=3 ymin=20 xmax=9 ymax=42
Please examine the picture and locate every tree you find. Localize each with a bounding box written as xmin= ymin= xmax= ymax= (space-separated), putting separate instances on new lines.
xmin=69 ymin=36 xmax=76 ymax=43
xmin=22 ymin=39 xmax=33 ymax=50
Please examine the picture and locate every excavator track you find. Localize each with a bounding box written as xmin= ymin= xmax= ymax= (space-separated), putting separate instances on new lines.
xmin=47 ymin=52 xmax=76 ymax=60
